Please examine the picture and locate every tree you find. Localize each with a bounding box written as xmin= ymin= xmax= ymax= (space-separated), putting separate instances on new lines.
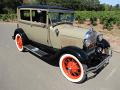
xmin=115 ymin=4 xmax=119 ymax=8
xmin=2 ymin=0 xmax=118 ymax=14
xmin=0 ymin=0 xmax=22 ymax=13
xmin=22 ymin=0 xmax=101 ymax=10
xmin=114 ymin=4 xmax=120 ymax=10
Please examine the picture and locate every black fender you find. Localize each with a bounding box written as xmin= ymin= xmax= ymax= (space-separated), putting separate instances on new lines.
xmin=58 ymin=46 xmax=88 ymax=64
xmin=97 ymin=39 xmax=110 ymax=49
xmin=13 ymin=28 xmax=29 ymax=45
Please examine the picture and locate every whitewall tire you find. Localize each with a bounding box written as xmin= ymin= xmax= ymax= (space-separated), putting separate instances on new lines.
xmin=59 ymin=54 xmax=87 ymax=83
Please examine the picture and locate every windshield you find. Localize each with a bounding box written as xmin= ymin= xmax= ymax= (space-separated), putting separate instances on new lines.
xmin=49 ymin=12 xmax=74 ymax=25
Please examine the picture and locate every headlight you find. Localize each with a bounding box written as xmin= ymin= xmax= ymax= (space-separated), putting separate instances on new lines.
xmin=84 ymin=39 xmax=91 ymax=47
xmin=97 ymin=34 xmax=103 ymax=42
xmin=84 ymin=33 xmax=90 ymax=39
xmin=84 ymin=32 xmax=91 ymax=47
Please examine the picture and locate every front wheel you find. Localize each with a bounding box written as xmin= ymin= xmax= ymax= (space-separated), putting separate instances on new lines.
xmin=59 ymin=54 xmax=87 ymax=83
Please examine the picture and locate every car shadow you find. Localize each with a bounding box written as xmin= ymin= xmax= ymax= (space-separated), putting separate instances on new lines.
xmin=25 ymin=51 xmax=109 ymax=84
xmin=28 ymin=51 xmax=59 ymax=67
xmin=87 ymin=63 xmax=108 ymax=81
xmin=75 ymin=64 xmax=108 ymax=84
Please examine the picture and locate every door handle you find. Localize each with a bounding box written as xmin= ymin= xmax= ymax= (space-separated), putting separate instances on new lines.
xmin=55 ymin=29 xmax=59 ymax=36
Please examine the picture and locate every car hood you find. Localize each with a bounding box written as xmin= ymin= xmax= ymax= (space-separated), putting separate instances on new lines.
xmin=54 ymin=24 xmax=89 ymax=39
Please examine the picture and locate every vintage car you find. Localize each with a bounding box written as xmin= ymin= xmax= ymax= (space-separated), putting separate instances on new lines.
xmin=12 ymin=5 xmax=112 ymax=83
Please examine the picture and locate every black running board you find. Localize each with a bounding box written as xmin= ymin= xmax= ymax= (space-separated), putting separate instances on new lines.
xmin=24 ymin=44 xmax=49 ymax=58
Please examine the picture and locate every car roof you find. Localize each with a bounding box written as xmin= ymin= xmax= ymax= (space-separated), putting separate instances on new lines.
xmin=18 ymin=5 xmax=73 ymax=11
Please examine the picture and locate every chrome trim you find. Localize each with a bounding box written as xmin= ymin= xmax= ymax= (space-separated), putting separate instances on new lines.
xmin=84 ymin=29 xmax=97 ymax=46
xmin=86 ymin=55 xmax=111 ymax=73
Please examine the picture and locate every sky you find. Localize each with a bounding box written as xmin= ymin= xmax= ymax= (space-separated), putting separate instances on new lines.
xmin=100 ymin=0 xmax=120 ymax=6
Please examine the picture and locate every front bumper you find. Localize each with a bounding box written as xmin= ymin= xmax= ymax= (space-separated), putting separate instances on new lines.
xmin=86 ymin=55 xmax=111 ymax=74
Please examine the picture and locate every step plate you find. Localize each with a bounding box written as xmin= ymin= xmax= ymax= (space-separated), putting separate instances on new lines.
xmin=24 ymin=45 xmax=48 ymax=57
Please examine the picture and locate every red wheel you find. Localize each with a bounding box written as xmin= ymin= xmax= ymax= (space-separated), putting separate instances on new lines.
xmin=59 ymin=54 xmax=87 ymax=83
xmin=15 ymin=34 xmax=24 ymax=51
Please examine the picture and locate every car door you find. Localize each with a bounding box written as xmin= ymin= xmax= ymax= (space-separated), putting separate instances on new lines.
xmin=29 ymin=10 xmax=48 ymax=46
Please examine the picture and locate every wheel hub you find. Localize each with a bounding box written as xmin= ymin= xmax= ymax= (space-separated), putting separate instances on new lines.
xmin=62 ymin=57 xmax=81 ymax=79
xmin=16 ymin=35 xmax=23 ymax=49
xmin=67 ymin=61 xmax=79 ymax=72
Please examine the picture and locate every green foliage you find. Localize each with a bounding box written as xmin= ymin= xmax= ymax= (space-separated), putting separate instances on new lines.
xmin=22 ymin=0 xmax=101 ymax=10
xmin=75 ymin=11 xmax=120 ymax=30
xmin=0 ymin=0 xmax=120 ymax=14
xmin=0 ymin=14 xmax=17 ymax=21
xmin=90 ymin=16 xmax=97 ymax=26
xmin=0 ymin=0 xmax=22 ymax=14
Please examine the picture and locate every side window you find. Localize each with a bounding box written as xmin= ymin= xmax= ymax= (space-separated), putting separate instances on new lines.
xmin=20 ymin=10 xmax=30 ymax=21
xmin=32 ymin=10 xmax=46 ymax=23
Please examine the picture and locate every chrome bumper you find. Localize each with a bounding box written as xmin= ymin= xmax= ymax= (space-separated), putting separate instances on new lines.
xmin=86 ymin=55 xmax=111 ymax=73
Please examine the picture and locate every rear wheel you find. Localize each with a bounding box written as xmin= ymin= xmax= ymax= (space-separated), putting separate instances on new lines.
xmin=15 ymin=34 xmax=24 ymax=52
xmin=59 ymin=54 xmax=87 ymax=83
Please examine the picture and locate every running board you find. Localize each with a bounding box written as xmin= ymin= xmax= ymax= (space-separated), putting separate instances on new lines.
xmin=24 ymin=44 xmax=48 ymax=57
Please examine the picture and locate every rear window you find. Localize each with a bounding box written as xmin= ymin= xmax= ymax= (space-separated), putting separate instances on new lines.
xmin=20 ymin=10 xmax=30 ymax=21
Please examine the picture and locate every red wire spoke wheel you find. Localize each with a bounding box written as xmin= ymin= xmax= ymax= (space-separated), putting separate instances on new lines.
xmin=59 ymin=54 xmax=86 ymax=83
xmin=15 ymin=34 xmax=24 ymax=51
